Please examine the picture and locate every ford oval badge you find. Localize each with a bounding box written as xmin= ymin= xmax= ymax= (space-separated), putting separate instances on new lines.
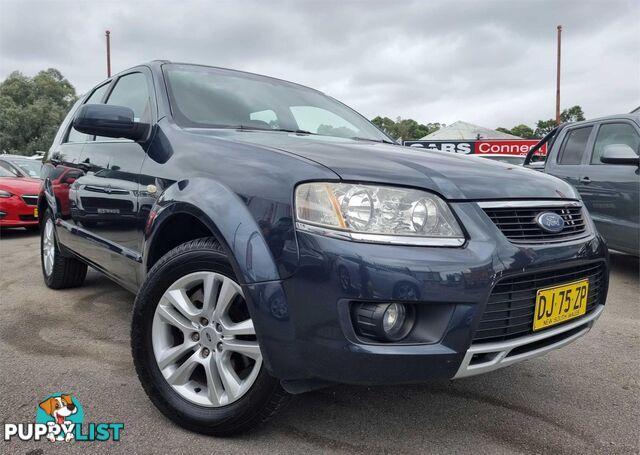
xmin=536 ymin=212 xmax=565 ymax=233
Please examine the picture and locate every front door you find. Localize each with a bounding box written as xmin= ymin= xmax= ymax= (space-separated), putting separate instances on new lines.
xmin=547 ymin=125 xmax=594 ymax=192
xmin=69 ymin=69 xmax=155 ymax=288
xmin=581 ymin=121 xmax=640 ymax=254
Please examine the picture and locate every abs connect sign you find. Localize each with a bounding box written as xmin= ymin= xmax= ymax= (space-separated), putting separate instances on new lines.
xmin=403 ymin=139 xmax=547 ymax=156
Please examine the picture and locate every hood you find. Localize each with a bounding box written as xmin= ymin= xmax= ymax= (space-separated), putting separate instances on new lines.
xmin=195 ymin=130 xmax=578 ymax=201
xmin=0 ymin=176 xmax=42 ymax=195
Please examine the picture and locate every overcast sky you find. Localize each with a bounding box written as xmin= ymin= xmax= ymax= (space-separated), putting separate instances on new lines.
xmin=1 ymin=0 xmax=638 ymax=128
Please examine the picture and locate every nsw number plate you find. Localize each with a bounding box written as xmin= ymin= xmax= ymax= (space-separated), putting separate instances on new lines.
xmin=533 ymin=279 xmax=589 ymax=331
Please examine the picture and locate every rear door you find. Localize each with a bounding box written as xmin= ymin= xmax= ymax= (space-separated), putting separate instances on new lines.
xmin=47 ymin=82 xmax=112 ymax=248
xmin=581 ymin=121 xmax=640 ymax=254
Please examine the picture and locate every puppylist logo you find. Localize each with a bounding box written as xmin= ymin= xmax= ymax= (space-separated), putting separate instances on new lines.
xmin=3 ymin=393 xmax=124 ymax=443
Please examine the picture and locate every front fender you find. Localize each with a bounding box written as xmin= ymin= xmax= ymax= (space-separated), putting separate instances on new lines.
xmin=143 ymin=177 xmax=281 ymax=285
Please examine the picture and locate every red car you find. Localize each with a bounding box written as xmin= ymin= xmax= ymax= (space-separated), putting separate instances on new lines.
xmin=0 ymin=166 xmax=41 ymax=230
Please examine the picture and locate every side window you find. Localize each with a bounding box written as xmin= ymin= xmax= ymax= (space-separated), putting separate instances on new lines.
xmin=591 ymin=123 xmax=640 ymax=164
xmin=66 ymin=83 xmax=111 ymax=143
xmin=290 ymin=106 xmax=359 ymax=138
xmin=106 ymin=72 xmax=150 ymax=123
xmin=557 ymin=126 xmax=593 ymax=165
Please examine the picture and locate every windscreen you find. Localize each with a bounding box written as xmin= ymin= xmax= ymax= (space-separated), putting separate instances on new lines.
xmin=164 ymin=64 xmax=389 ymax=142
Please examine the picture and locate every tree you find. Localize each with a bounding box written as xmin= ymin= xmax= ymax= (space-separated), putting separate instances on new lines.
xmin=560 ymin=105 xmax=585 ymax=123
xmin=0 ymin=69 xmax=77 ymax=155
xmin=371 ymin=116 xmax=443 ymax=141
xmin=533 ymin=119 xmax=558 ymax=138
xmin=496 ymin=124 xmax=536 ymax=139
xmin=497 ymin=106 xmax=588 ymax=139
xmin=535 ymin=105 xmax=586 ymax=138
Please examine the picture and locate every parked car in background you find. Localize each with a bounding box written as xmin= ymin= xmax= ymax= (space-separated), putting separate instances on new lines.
xmin=40 ymin=61 xmax=609 ymax=436
xmin=41 ymin=165 xmax=83 ymax=217
xmin=474 ymin=153 xmax=526 ymax=165
xmin=0 ymin=166 xmax=40 ymax=230
xmin=0 ymin=154 xmax=43 ymax=179
xmin=27 ymin=151 xmax=46 ymax=160
xmin=525 ymin=114 xmax=640 ymax=256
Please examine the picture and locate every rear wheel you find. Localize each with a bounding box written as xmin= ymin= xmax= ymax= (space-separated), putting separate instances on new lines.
xmin=41 ymin=209 xmax=87 ymax=289
xmin=131 ymin=237 xmax=289 ymax=435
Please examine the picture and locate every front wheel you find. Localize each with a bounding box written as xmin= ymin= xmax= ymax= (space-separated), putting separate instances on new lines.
xmin=131 ymin=237 xmax=289 ymax=435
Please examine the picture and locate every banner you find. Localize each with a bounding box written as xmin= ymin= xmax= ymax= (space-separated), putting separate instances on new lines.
xmin=403 ymin=139 xmax=547 ymax=156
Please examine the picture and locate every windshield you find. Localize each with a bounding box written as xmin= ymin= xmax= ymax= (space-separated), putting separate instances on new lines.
xmin=0 ymin=167 xmax=14 ymax=177
xmin=164 ymin=64 xmax=390 ymax=142
xmin=11 ymin=159 xmax=42 ymax=178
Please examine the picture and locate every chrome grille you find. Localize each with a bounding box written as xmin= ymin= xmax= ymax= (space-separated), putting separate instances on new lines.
xmin=472 ymin=262 xmax=606 ymax=344
xmin=21 ymin=195 xmax=38 ymax=206
xmin=481 ymin=201 xmax=588 ymax=243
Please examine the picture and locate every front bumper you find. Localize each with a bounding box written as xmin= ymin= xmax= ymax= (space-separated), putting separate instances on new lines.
xmin=243 ymin=202 xmax=609 ymax=385
xmin=0 ymin=196 xmax=39 ymax=227
xmin=454 ymin=304 xmax=604 ymax=378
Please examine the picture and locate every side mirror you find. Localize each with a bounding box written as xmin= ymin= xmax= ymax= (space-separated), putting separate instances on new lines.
xmin=600 ymin=144 xmax=640 ymax=165
xmin=72 ymin=104 xmax=149 ymax=141
xmin=62 ymin=176 xmax=76 ymax=185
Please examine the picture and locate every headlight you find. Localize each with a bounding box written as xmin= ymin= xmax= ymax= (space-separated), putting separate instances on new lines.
xmin=294 ymin=182 xmax=464 ymax=246
xmin=0 ymin=190 xmax=12 ymax=198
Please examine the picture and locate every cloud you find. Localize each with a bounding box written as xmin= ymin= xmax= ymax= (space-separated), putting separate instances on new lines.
xmin=1 ymin=0 xmax=638 ymax=128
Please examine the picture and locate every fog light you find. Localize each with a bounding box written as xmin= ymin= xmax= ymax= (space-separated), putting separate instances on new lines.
xmin=354 ymin=302 xmax=415 ymax=342
xmin=382 ymin=303 xmax=405 ymax=337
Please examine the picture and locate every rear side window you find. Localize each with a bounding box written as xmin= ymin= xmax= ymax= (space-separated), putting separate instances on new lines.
xmin=557 ymin=126 xmax=592 ymax=165
xmin=591 ymin=123 xmax=640 ymax=164
xmin=66 ymin=82 xmax=111 ymax=143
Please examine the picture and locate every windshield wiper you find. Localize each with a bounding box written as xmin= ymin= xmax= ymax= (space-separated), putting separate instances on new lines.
xmin=226 ymin=125 xmax=315 ymax=135
xmin=350 ymin=136 xmax=395 ymax=145
xmin=269 ymin=128 xmax=315 ymax=135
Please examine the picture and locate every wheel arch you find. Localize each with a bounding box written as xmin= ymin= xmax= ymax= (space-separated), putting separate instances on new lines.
xmin=141 ymin=178 xmax=280 ymax=286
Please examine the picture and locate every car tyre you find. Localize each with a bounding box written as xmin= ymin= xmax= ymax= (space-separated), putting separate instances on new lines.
xmin=131 ymin=237 xmax=290 ymax=436
xmin=41 ymin=208 xmax=87 ymax=289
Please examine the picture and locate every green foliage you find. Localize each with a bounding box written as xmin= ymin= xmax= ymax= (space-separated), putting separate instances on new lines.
xmin=371 ymin=116 xmax=443 ymax=141
xmin=0 ymin=69 xmax=77 ymax=155
xmin=498 ymin=106 xmax=586 ymax=139
xmin=560 ymin=105 xmax=586 ymax=123
xmin=508 ymin=124 xmax=537 ymax=139
xmin=533 ymin=119 xmax=558 ymax=138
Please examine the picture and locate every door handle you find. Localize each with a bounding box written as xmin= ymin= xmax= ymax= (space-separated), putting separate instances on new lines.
xmin=580 ymin=176 xmax=591 ymax=184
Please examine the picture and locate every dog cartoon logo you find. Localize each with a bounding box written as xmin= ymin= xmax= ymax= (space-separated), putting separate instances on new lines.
xmin=36 ymin=394 xmax=83 ymax=442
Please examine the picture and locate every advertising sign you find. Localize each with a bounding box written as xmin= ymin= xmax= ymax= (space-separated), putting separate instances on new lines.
xmin=404 ymin=139 xmax=547 ymax=155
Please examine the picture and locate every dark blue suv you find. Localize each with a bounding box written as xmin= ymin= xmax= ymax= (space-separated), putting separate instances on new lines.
xmin=39 ymin=61 xmax=609 ymax=435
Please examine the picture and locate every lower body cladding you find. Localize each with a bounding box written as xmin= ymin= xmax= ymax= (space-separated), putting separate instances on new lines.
xmin=242 ymin=203 xmax=609 ymax=392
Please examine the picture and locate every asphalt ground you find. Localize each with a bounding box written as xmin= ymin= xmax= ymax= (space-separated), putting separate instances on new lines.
xmin=0 ymin=227 xmax=638 ymax=454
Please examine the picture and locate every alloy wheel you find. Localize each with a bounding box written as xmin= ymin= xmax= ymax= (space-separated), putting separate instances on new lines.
xmin=42 ymin=219 xmax=55 ymax=276
xmin=151 ymin=271 xmax=262 ymax=407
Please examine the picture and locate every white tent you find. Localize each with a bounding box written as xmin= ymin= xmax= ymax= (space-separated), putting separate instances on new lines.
xmin=421 ymin=120 xmax=522 ymax=140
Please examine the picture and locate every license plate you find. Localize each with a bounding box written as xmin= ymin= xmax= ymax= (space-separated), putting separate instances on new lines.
xmin=33 ymin=207 xmax=38 ymax=218
xmin=533 ymin=279 xmax=589 ymax=331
